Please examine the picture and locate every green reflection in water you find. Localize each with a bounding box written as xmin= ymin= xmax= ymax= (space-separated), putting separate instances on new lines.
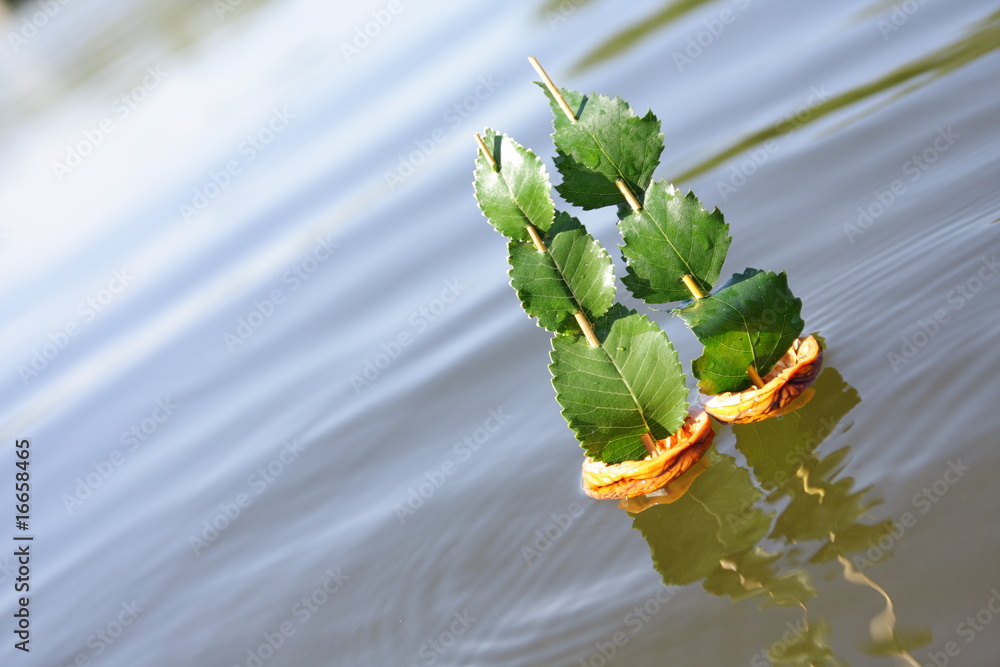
xmin=1 ymin=0 xmax=274 ymax=133
xmin=628 ymin=367 xmax=930 ymax=665
xmin=671 ymin=9 xmax=1000 ymax=183
xmin=548 ymin=0 xmax=719 ymax=75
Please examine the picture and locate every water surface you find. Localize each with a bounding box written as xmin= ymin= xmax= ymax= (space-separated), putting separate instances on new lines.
xmin=1 ymin=0 xmax=998 ymax=665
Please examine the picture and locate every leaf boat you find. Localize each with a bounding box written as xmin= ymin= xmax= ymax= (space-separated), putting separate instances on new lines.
xmin=703 ymin=335 xmax=823 ymax=424
xmin=581 ymin=410 xmax=715 ymax=499
xmin=470 ymin=58 xmax=826 ymax=499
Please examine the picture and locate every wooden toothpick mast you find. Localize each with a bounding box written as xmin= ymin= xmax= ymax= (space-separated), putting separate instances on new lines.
xmin=531 ymin=57 xmax=764 ymax=392
xmin=531 ymin=58 xmax=665 ymax=454
xmin=528 ymin=57 xmax=577 ymax=124
xmin=473 ymin=130 xmax=601 ymax=350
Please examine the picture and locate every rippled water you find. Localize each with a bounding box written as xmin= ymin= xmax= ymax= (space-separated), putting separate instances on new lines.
xmin=1 ymin=1 xmax=998 ymax=665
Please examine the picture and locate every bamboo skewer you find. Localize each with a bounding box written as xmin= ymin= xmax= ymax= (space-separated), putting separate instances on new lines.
xmin=640 ymin=432 xmax=658 ymax=457
xmin=528 ymin=56 xmax=577 ymax=124
xmin=573 ymin=310 xmax=600 ymax=348
xmin=681 ymin=274 xmax=705 ymax=300
xmin=525 ymin=224 xmax=547 ymax=253
xmin=616 ymin=179 xmax=642 ymax=212
xmin=473 ymin=132 xmax=497 ymax=170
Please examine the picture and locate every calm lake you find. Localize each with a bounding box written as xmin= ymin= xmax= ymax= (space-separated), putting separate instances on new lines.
xmin=1 ymin=0 xmax=998 ymax=665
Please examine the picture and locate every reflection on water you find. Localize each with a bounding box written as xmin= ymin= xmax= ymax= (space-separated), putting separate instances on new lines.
xmin=541 ymin=0 xmax=721 ymax=74
xmin=626 ymin=367 xmax=929 ymax=664
xmin=0 ymin=0 xmax=274 ymax=136
xmin=673 ymin=9 xmax=1000 ymax=181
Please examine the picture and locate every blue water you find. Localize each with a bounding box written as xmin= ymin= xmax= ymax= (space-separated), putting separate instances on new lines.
xmin=1 ymin=0 xmax=998 ymax=665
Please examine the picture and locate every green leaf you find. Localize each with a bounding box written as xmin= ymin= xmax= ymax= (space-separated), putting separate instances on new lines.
xmin=677 ymin=269 xmax=804 ymax=394
xmin=619 ymin=181 xmax=731 ymax=303
xmin=539 ymin=86 xmax=663 ymax=210
xmin=508 ymin=212 xmax=616 ymax=333
xmin=549 ymin=304 xmax=687 ymax=464
xmin=473 ymin=127 xmax=555 ymax=240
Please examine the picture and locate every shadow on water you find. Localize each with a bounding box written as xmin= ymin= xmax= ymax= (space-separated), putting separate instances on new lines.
xmin=536 ymin=2 xmax=1000 ymax=183
xmin=621 ymin=367 xmax=931 ymax=665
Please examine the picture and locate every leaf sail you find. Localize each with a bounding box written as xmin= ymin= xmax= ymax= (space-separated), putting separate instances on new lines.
xmin=473 ymin=128 xmax=555 ymax=240
xmin=508 ymin=212 xmax=615 ymax=333
xmin=677 ymin=269 xmax=804 ymax=395
xmin=549 ymin=304 xmax=688 ymax=464
xmin=619 ymin=181 xmax=731 ymax=304
xmin=539 ymin=86 xmax=663 ymax=210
